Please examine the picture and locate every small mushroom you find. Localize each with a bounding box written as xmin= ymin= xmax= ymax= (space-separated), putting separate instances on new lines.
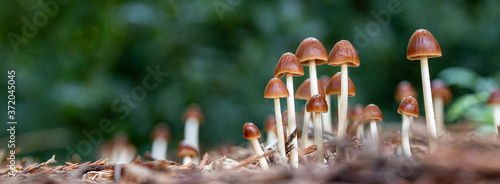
xmin=264 ymin=78 xmax=289 ymax=159
xmin=395 ymin=81 xmax=418 ymax=103
xmin=243 ymin=122 xmax=269 ymax=170
xmin=391 ymin=131 xmax=402 ymax=156
xmin=488 ymin=89 xmax=500 ymax=134
xmin=348 ymin=104 xmax=365 ymax=139
xmin=431 ymin=79 xmax=452 ymax=135
xmin=407 ymin=29 xmax=442 ymax=152
xmin=151 ymin=123 xmax=171 ymax=160
xmin=362 ymin=104 xmax=383 ymax=143
xmin=296 ymin=79 xmax=325 ymax=149
xmin=264 ymin=115 xmax=277 ymax=146
xmin=183 ymin=104 xmax=203 ymax=151
xmin=397 ymin=96 xmax=419 ymax=157
xmin=306 ymin=94 xmax=328 ymax=162
xmin=177 ymin=140 xmax=199 ymax=165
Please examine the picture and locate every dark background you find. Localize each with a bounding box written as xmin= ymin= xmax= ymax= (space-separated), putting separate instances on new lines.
xmin=1 ymin=0 xmax=500 ymax=161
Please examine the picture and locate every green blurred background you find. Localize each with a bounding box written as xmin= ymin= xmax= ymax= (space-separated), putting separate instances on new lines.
xmin=1 ymin=0 xmax=500 ymax=161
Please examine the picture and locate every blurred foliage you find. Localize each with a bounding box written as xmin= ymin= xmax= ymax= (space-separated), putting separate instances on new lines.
xmin=0 ymin=0 xmax=500 ymax=161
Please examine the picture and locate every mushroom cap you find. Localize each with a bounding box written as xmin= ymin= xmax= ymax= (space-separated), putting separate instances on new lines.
xmin=407 ymin=29 xmax=442 ymax=60
xmin=282 ymin=110 xmax=298 ymax=126
xmin=348 ymin=104 xmax=365 ymax=121
xmin=397 ymin=96 xmax=419 ymax=118
xmin=183 ymin=104 xmax=204 ymax=123
xmin=264 ymin=78 xmax=289 ymax=99
xmin=488 ymin=89 xmax=500 ymax=105
xmin=363 ymin=104 xmax=383 ymax=122
xmin=177 ymin=141 xmax=199 ymax=158
xmin=152 ymin=123 xmax=171 ymax=141
xmin=395 ymin=81 xmax=418 ymax=102
xmin=306 ymin=94 xmax=328 ymax=113
xmin=295 ymin=78 xmax=326 ymax=100
xmin=431 ymin=79 xmax=452 ymax=104
xmin=295 ymin=37 xmax=328 ymax=66
xmin=319 ymin=75 xmax=330 ymax=93
xmin=391 ymin=131 xmax=402 ymax=145
xmin=327 ymin=40 xmax=360 ymax=67
xmin=243 ymin=122 xmax=262 ymax=139
xmin=274 ymin=52 xmax=305 ymax=78
xmin=264 ymin=115 xmax=276 ymax=131
xmin=325 ymin=72 xmax=356 ymax=96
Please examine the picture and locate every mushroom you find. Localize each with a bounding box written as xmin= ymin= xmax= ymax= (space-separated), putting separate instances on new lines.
xmin=327 ymin=40 xmax=360 ymax=160
xmin=320 ymin=75 xmax=333 ymax=134
xmin=306 ymin=94 xmax=328 ymax=162
xmin=362 ymin=104 xmax=383 ymax=143
xmin=243 ymin=122 xmax=269 ymax=170
xmin=177 ymin=140 xmax=199 ymax=165
xmin=264 ymin=77 xmax=289 ymax=159
xmin=296 ymin=37 xmax=328 ymax=97
xmin=183 ymin=104 xmax=203 ymax=151
xmin=407 ymin=29 xmax=442 ymax=152
xmin=109 ymin=132 xmax=136 ymax=164
xmin=274 ymin=52 xmax=304 ymax=167
xmin=151 ymin=123 xmax=171 ymax=160
xmin=397 ymin=96 xmax=419 ymax=157
xmin=431 ymin=79 xmax=452 ymax=135
xmin=391 ymin=131 xmax=402 ymax=156
xmin=325 ymin=72 xmax=356 ymax=119
xmin=295 ymin=79 xmax=326 ymax=149
xmin=488 ymin=89 xmax=500 ymax=133
xmin=395 ymin=81 xmax=418 ymax=103
xmin=264 ymin=115 xmax=277 ymax=146
xmin=349 ymin=104 xmax=365 ymax=140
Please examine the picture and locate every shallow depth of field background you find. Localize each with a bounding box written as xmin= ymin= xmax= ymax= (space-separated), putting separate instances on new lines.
xmin=1 ymin=0 xmax=500 ymax=161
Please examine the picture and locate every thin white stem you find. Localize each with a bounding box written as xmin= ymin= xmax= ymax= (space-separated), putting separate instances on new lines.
xmin=336 ymin=64 xmax=348 ymax=160
xmin=285 ymin=74 xmax=299 ymax=168
xmin=266 ymin=131 xmax=276 ymax=146
xmin=420 ymin=57 xmax=438 ymax=152
xmin=493 ymin=105 xmax=500 ymax=128
xmin=313 ymin=112 xmax=323 ymax=163
xmin=322 ymin=95 xmax=333 ymax=134
xmin=396 ymin=145 xmax=402 ymax=156
xmin=251 ymin=138 xmax=269 ymax=170
xmin=370 ymin=121 xmax=379 ymax=143
xmin=151 ymin=138 xmax=167 ymax=160
xmin=337 ymin=95 xmax=341 ymax=114
xmin=301 ymin=110 xmax=311 ymax=149
xmin=309 ymin=61 xmax=319 ymax=96
xmin=182 ymin=156 xmax=192 ymax=165
xmin=356 ymin=123 xmax=364 ymax=140
xmin=433 ymin=97 xmax=444 ymax=135
xmin=274 ymin=98 xmax=287 ymax=159
xmin=184 ymin=118 xmax=199 ymax=150
xmin=402 ymin=115 xmax=412 ymax=157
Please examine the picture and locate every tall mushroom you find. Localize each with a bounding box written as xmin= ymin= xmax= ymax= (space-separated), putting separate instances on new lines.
xmin=320 ymin=75 xmax=333 ymax=134
xmin=274 ymin=52 xmax=304 ymax=167
xmin=295 ymin=79 xmax=326 ymax=149
xmin=306 ymin=94 xmax=328 ymax=163
xmin=327 ymin=40 xmax=360 ymax=160
xmin=397 ymin=96 xmax=419 ymax=157
xmin=407 ymin=29 xmax=442 ymax=152
xmin=488 ymin=89 xmax=500 ymax=132
xmin=362 ymin=104 xmax=383 ymax=143
xmin=177 ymin=140 xmax=199 ymax=165
xmin=243 ymin=122 xmax=269 ymax=170
xmin=431 ymin=79 xmax=452 ymax=135
xmin=296 ymin=37 xmax=328 ymax=97
xmin=183 ymin=104 xmax=203 ymax=151
xmin=151 ymin=123 xmax=171 ymax=160
xmin=264 ymin=115 xmax=276 ymax=146
xmin=264 ymin=77 xmax=289 ymax=159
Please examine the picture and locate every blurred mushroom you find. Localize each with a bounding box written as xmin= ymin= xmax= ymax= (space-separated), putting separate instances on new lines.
xmin=264 ymin=77 xmax=289 ymax=159
xmin=488 ymin=89 xmax=500 ymax=133
xmin=295 ymin=78 xmax=325 ymax=149
xmin=264 ymin=115 xmax=276 ymax=146
xmin=320 ymin=75 xmax=333 ymax=134
xmin=243 ymin=122 xmax=269 ymax=170
xmin=151 ymin=123 xmax=170 ymax=160
xmin=183 ymin=104 xmax=203 ymax=151
xmin=109 ymin=132 xmax=136 ymax=164
xmin=395 ymin=81 xmax=418 ymax=103
xmin=177 ymin=140 xmax=199 ymax=165
xmin=391 ymin=131 xmax=402 ymax=156
xmin=431 ymin=79 xmax=452 ymax=135
xmin=363 ymin=104 xmax=383 ymax=143
xmin=407 ymin=29 xmax=442 ymax=152
xmin=306 ymin=94 xmax=328 ymax=162
xmin=397 ymin=96 xmax=419 ymax=157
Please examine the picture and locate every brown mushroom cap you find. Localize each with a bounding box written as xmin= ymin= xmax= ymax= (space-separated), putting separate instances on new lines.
xmin=295 ymin=78 xmax=326 ymax=100
xmin=363 ymin=104 xmax=383 ymax=122
xmin=295 ymin=37 xmax=328 ymax=66
xmin=152 ymin=123 xmax=171 ymax=141
xmin=183 ymin=104 xmax=204 ymax=123
xmin=177 ymin=141 xmax=199 ymax=158
xmin=397 ymin=96 xmax=419 ymax=118
xmin=487 ymin=89 xmax=500 ymax=105
xmin=431 ymin=79 xmax=452 ymax=104
xmin=325 ymin=72 xmax=356 ymax=96
xmin=327 ymin=40 xmax=360 ymax=67
xmin=348 ymin=104 xmax=365 ymax=122
xmin=282 ymin=110 xmax=299 ymax=126
xmin=243 ymin=122 xmax=262 ymax=139
xmin=395 ymin=81 xmax=418 ymax=102
xmin=407 ymin=29 xmax=442 ymax=60
xmin=264 ymin=115 xmax=276 ymax=131
xmin=306 ymin=94 xmax=328 ymax=113
xmin=391 ymin=131 xmax=402 ymax=145
xmin=264 ymin=78 xmax=289 ymax=99
xmin=274 ymin=52 xmax=305 ymax=78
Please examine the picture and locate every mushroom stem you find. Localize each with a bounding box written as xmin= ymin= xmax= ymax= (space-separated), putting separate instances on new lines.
xmin=313 ymin=112 xmax=323 ymax=163
xmin=396 ymin=145 xmax=402 ymax=156
xmin=322 ymin=95 xmax=333 ymax=134
xmin=151 ymin=138 xmax=167 ymax=160
xmin=336 ymin=64 xmax=348 ymax=160
xmin=419 ymin=57 xmax=438 ymax=152
xmin=182 ymin=156 xmax=193 ymax=165
xmin=285 ymin=74 xmax=299 ymax=168
xmin=301 ymin=110 xmax=311 ymax=149
xmin=356 ymin=124 xmax=364 ymax=140
xmin=308 ymin=61 xmax=319 ymax=95
xmin=250 ymin=138 xmax=269 ymax=170
xmin=370 ymin=120 xmax=379 ymax=143
xmin=273 ymin=98 xmax=287 ymax=159
xmin=402 ymin=114 xmax=412 ymax=157
xmin=493 ymin=105 xmax=500 ymax=128
xmin=184 ymin=117 xmax=199 ymax=150
xmin=433 ymin=97 xmax=444 ymax=135
xmin=266 ymin=131 xmax=276 ymax=146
